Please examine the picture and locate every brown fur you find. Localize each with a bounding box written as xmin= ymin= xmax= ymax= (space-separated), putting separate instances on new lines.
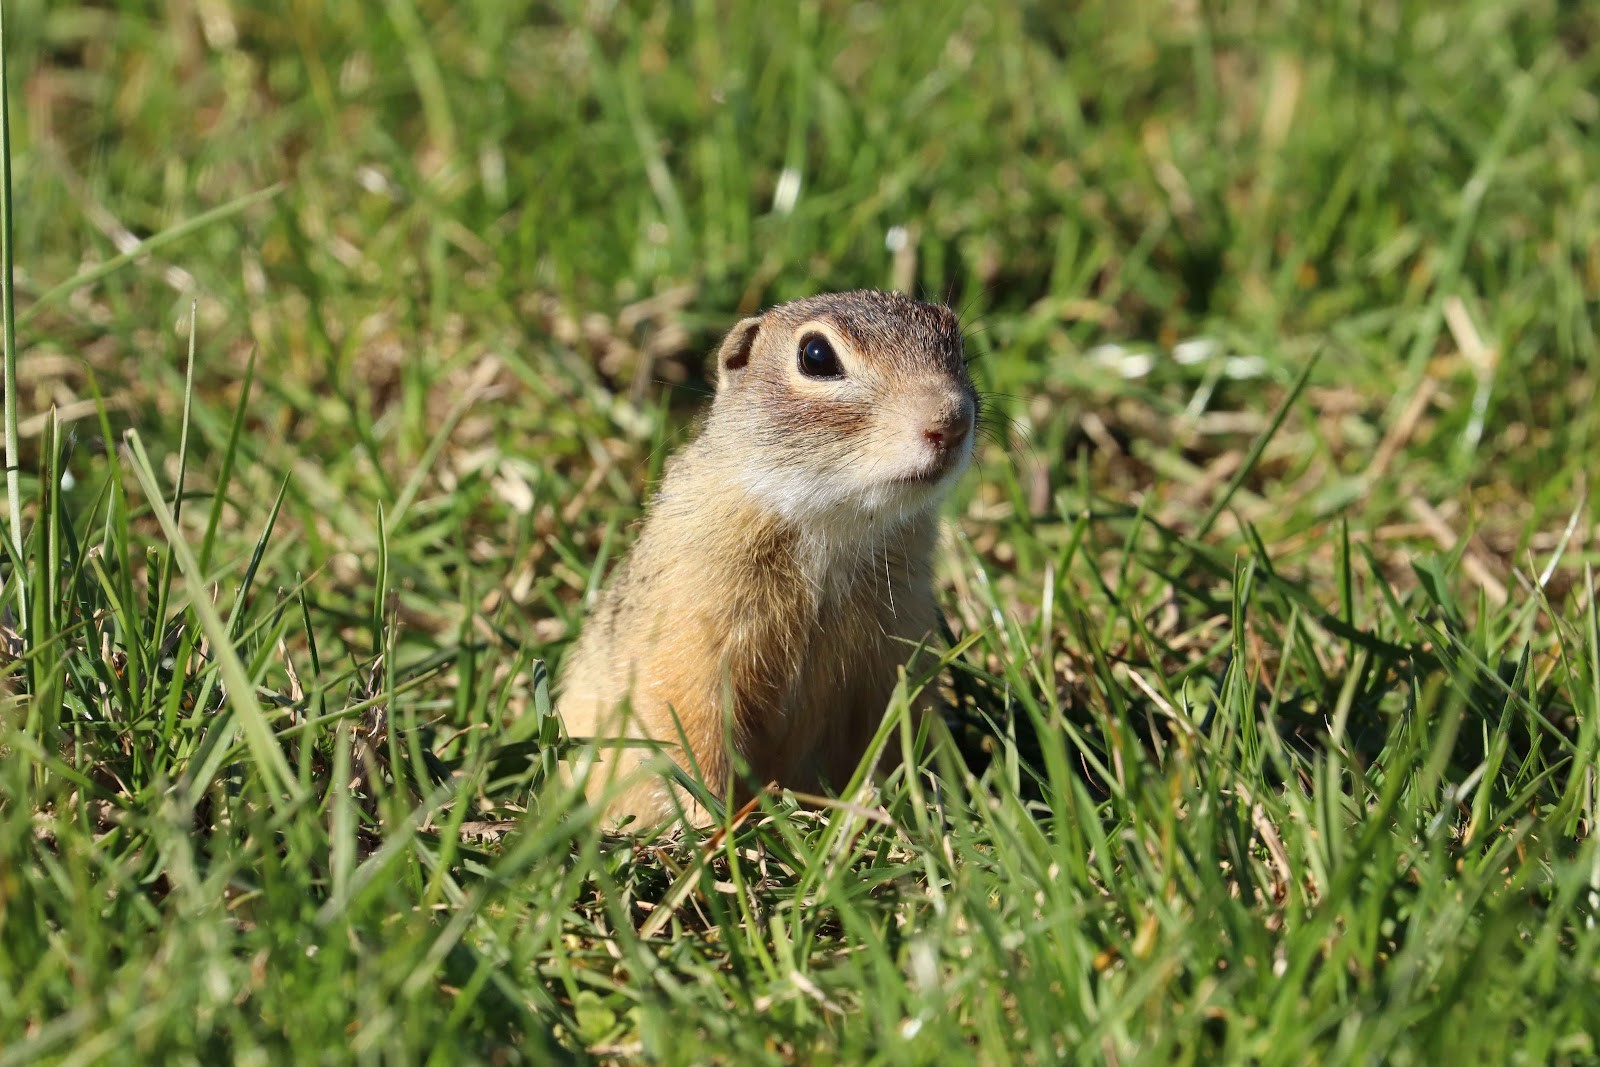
xmin=556 ymin=290 xmax=976 ymax=828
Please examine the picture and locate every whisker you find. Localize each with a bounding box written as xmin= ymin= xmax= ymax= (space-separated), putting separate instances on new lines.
xmin=953 ymin=285 xmax=993 ymax=330
xmin=655 ymin=378 xmax=714 ymax=399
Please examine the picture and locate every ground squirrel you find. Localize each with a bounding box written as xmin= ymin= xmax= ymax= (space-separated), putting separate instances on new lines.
xmin=557 ymin=289 xmax=977 ymax=828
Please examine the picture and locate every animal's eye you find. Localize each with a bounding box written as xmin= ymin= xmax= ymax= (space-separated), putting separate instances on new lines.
xmin=797 ymin=333 xmax=844 ymax=379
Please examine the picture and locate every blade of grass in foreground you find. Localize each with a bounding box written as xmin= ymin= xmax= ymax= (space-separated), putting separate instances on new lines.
xmin=0 ymin=0 xmax=24 ymax=623
xmin=123 ymin=428 xmax=302 ymax=809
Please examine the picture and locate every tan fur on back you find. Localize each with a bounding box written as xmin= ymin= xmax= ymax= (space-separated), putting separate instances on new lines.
xmin=556 ymin=290 xmax=975 ymax=829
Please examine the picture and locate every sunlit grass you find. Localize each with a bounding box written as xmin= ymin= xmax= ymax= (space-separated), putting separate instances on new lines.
xmin=2 ymin=1 xmax=1599 ymax=1063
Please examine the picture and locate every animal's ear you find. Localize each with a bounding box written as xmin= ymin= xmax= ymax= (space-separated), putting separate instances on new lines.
xmin=713 ymin=316 xmax=762 ymax=392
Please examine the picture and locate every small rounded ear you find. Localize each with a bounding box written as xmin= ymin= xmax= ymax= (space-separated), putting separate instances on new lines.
xmin=713 ymin=317 xmax=762 ymax=392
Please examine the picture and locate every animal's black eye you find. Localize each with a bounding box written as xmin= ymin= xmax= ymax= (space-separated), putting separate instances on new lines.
xmin=797 ymin=333 xmax=844 ymax=379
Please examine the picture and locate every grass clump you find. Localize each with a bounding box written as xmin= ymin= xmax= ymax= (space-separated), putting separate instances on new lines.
xmin=3 ymin=1 xmax=1600 ymax=1063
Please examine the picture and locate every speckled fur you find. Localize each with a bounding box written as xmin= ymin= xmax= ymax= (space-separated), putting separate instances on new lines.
xmin=556 ymin=290 xmax=976 ymax=828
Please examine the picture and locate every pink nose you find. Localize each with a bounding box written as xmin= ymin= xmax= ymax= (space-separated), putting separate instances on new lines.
xmin=923 ymin=405 xmax=974 ymax=450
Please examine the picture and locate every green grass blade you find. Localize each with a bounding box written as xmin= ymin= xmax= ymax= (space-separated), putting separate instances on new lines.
xmin=123 ymin=429 xmax=301 ymax=807
xmin=16 ymin=183 xmax=285 ymax=330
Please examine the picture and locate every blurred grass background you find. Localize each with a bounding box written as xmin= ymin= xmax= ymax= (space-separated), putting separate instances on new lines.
xmin=3 ymin=1 xmax=1600 ymax=1063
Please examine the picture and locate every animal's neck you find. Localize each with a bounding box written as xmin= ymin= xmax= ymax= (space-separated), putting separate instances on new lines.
xmin=786 ymin=511 xmax=935 ymax=607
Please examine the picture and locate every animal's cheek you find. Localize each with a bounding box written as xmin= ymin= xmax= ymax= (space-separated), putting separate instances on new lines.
xmin=765 ymin=391 xmax=874 ymax=438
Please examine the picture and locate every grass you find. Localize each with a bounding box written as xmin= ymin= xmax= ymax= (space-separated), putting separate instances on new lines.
xmin=2 ymin=0 xmax=1600 ymax=1062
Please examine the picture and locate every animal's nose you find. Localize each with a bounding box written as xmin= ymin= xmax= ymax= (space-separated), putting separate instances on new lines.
xmin=923 ymin=399 xmax=974 ymax=450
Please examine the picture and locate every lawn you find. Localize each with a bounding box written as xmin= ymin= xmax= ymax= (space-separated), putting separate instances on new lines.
xmin=3 ymin=1 xmax=1600 ymax=1063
